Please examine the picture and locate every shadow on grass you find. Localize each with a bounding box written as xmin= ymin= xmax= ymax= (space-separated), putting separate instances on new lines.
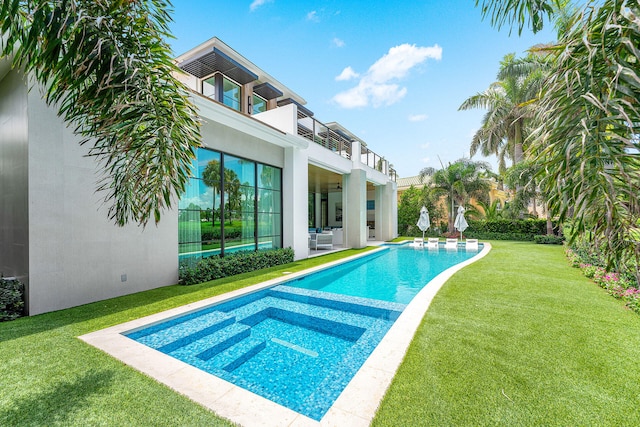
xmin=0 ymin=369 xmax=115 ymax=425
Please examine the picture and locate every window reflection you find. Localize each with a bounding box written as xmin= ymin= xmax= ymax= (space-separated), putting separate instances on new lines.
xmin=179 ymin=149 xmax=281 ymax=265
xmin=252 ymin=94 xmax=267 ymax=114
xmin=223 ymin=77 xmax=241 ymax=111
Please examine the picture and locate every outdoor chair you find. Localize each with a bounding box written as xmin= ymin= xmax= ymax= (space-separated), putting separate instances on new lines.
xmin=426 ymin=238 xmax=439 ymax=249
xmin=311 ymin=232 xmax=333 ymax=250
xmin=465 ymin=239 xmax=479 ymax=251
xmin=445 ymin=238 xmax=458 ymax=250
xmin=411 ymin=237 xmax=424 ymax=247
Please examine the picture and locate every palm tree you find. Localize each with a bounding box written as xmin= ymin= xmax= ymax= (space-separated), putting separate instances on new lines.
xmin=459 ymin=53 xmax=546 ymax=171
xmin=0 ymin=1 xmax=200 ymax=226
xmin=477 ymin=0 xmax=640 ymax=282
xmin=503 ymin=160 xmax=540 ymax=217
xmin=475 ymin=199 xmax=503 ymax=221
xmin=419 ymin=158 xmax=492 ymax=233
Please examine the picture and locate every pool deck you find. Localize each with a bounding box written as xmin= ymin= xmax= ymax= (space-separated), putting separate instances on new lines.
xmin=80 ymin=241 xmax=491 ymax=427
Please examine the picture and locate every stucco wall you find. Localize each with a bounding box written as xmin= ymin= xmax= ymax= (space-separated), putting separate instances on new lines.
xmin=200 ymin=119 xmax=284 ymax=168
xmin=0 ymin=70 xmax=29 ymax=284
xmin=25 ymin=81 xmax=179 ymax=315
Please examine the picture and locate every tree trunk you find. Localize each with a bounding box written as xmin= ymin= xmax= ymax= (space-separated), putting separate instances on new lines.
xmin=545 ymin=203 xmax=554 ymax=235
xmin=514 ymin=120 xmax=524 ymax=164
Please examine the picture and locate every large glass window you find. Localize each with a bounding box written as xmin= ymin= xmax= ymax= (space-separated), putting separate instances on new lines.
xmin=223 ymin=155 xmax=256 ymax=253
xmin=223 ymin=77 xmax=241 ymax=111
xmin=178 ymin=150 xmax=222 ymax=263
xmin=258 ymin=164 xmax=282 ymax=249
xmin=202 ymin=76 xmax=216 ymax=99
xmin=252 ymin=94 xmax=267 ymax=114
xmin=178 ymin=148 xmax=282 ymax=265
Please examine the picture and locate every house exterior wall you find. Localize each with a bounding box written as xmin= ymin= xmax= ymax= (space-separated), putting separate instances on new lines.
xmin=0 ymin=70 xmax=29 ymax=287
xmin=24 ymin=78 xmax=179 ymax=315
xmin=200 ymin=115 xmax=284 ymax=169
xmin=1 ymin=36 xmax=398 ymax=315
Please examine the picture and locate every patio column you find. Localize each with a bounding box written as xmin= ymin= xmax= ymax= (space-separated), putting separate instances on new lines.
xmin=343 ymin=168 xmax=367 ymax=249
xmin=375 ymin=181 xmax=398 ymax=241
xmin=282 ymin=146 xmax=309 ymax=260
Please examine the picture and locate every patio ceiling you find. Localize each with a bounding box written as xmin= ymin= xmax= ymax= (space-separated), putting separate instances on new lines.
xmin=308 ymin=164 xmax=376 ymax=193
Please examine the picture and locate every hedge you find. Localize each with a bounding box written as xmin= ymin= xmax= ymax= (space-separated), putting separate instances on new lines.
xmin=534 ymin=234 xmax=565 ymax=245
xmin=179 ymin=247 xmax=295 ymax=286
xmin=0 ymin=278 xmax=25 ymax=321
xmin=464 ymin=219 xmax=551 ymax=241
xmin=202 ymin=226 xmax=242 ymax=241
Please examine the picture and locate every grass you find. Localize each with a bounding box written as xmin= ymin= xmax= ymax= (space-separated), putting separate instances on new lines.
xmin=2 ymin=242 xmax=639 ymax=426
xmin=373 ymin=241 xmax=640 ymax=426
xmin=0 ymin=248 xmax=374 ymax=426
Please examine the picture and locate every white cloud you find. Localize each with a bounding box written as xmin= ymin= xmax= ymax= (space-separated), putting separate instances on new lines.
xmin=335 ymin=66 xmax=359 ymax=81
xmin=332 ymin=43 xmax=442 ymax=109
xmin=332 ymin=84 xmax=369 ymax=108
xmin=422 ymin=157 xmax=431 ymax=164
xmin=307 ymin=10 xmax=319 ymax=21
xmin=409 ymin=114 xmax=428 ymax=122
xmin=420 ymin=142 xmax=431 ymax=149
xmin=332 ymin=37 xmax=345 ymax=48
xmin=250 ymin=0 xmax=272 ymax=11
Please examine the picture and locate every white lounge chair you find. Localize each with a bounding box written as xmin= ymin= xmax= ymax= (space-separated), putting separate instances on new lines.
xmin=311 ymin=232 xmax=333 ymax=250
xmin=465 ymin=239 xmax=479 ymax=251
xmin=426 ymin=238 xmax=439 ymax=249
xmin=411 ymin=238 xmax=424 ymax=247
xmin=445 ymin=238 xmax=458 ymax=250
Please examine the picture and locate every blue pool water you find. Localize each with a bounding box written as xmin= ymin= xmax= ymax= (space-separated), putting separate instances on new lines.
xmin=289 ymin=243 xmax=480 ymax=303
xmin=124 ymin=243 xmax=481 ymax=420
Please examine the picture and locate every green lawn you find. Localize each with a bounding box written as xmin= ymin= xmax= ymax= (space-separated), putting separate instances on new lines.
xmin=373 ymin=241 xmax=640 ymax=426
xmin=2 ymin=242 xmax=639 ymax=426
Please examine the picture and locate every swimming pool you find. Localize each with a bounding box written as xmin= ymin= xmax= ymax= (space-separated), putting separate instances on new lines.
xmin=124 ymin=285 xmax=405 ymax=420
xmin=81 ymin=242 xmax=490 ymax=425
xmin=289 ymin=243 xmax=481 ymax=303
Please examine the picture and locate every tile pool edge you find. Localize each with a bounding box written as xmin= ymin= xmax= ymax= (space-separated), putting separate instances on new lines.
xmin=79 ymin=243 xmax=491 ymax=426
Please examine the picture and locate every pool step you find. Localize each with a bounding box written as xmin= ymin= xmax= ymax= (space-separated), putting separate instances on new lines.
xmin=209 ymin=337 xmax=267 ymax=372
xmin=149 ymin=312 xmax=236 ymax=353
xmin=196 ymin=323 xmax=251 ymax=361
xmin=269 ymin=287 xmax=405 ymax=321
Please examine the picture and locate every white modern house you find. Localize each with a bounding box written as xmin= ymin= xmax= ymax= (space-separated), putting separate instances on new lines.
xmin=0 ymin=37 xmax=398 ymax=315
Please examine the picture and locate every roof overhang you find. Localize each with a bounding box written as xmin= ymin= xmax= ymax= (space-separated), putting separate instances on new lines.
xmin=253 ymin=82 xmax=283 ymax=100
xmin=174 ymin=37 xmax=307 ymax=105
xmin=179 ymin=47 xmax=258 ymax=84
xmin=277 ymin=98 xmax=314 ymax=117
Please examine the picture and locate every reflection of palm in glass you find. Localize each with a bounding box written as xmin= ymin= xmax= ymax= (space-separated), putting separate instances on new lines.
xmin=202 ymin=160 xmax=220 ymax=224
xmin=202 ymin=160 xmax=242 ymax=225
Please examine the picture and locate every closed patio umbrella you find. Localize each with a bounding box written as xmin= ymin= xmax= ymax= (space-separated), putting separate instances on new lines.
xmin=416 ymin=206 xmax=430 ymax=240
xmin=454 ymin=205 xmax=468 ymax=240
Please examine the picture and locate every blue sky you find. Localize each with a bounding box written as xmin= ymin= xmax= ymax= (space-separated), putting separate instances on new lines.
xmin=168 ymin=0 xmax=556 ymax=177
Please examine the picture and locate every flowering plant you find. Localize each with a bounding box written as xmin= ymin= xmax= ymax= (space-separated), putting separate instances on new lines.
xmin=567 ymin=245 xmax=640 ymax=315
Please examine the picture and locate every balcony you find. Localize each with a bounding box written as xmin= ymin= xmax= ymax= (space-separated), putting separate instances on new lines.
xmin=296 ymin=110 xmax=352 ymax=160
xmin=295 ymin=110 xmax=396 ymax=182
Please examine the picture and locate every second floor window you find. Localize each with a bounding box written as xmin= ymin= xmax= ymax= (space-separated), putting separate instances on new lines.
xmin=223 ymin=78 xmax=241 ymax=111
xmin=252 ymin=94 xmax=267 ymax=114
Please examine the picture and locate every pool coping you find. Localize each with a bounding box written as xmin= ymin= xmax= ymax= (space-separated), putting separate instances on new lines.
xmin=79 ymin=242 xmax=491 ymax=427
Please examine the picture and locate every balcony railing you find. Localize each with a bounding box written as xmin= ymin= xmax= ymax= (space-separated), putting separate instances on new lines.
xmin=296 ymin=110 xmax=396 ymax=181
xmin=297 ymin=110 xmax=352 ymax=159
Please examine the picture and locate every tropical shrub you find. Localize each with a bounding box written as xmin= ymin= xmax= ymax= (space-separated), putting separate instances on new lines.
xmin=397 ymin=185 xmax=442 ymax=236
xmin=179 ymin=248 xmax=294 ymax=285
xmin=533 ymin=235 xmax=564 ymax=245
xmin=0 ymin=278 xmax=25 ymax=321
xmin=567 ymin=247 xmax=640 ymax=315
xmin=464 ymin=219 xmax=551 ymax=241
